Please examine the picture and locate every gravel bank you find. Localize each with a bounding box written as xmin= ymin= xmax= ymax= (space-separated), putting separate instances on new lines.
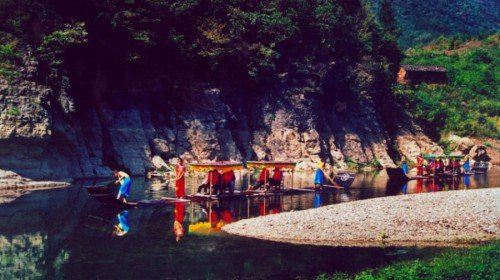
xmin=223 ymin=188 xmax=500 ymax=247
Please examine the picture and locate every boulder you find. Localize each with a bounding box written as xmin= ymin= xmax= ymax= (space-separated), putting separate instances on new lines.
xmin=151 ymin=155 xmax=168 ymax=170
xmin=151 ymin=138 xmax=171 ymax=157
xmin=447 ymin=134 xmax=474 ymax=151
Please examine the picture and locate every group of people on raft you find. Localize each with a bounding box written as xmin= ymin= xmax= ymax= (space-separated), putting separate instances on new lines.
xmin=111 ymin=158 xmax=330 ymax=200
xmin=196 ymin=165 xmax=285 ymax=195
xmin=248 ymin=167 xmax=284 ymax=191
xmin=197 ymin=168 xmax=237 ymax=195
xmin=402 ymin=154 xmax=471 ymax=176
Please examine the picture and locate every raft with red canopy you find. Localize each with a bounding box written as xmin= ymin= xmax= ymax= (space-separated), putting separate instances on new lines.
xmin=186 ymin=162 xmax=246 ymax=201
xmin=244 ymin=161 xmax=315 ymax=195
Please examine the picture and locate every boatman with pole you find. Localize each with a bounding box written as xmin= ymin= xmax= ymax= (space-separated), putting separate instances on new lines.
xmin=313 ymin=162 xmax=325 ymax=191
xmin=401 ymin=161 xmax=409 ymax=175
xmin=114 ymin=169 xmax=132 ymax=202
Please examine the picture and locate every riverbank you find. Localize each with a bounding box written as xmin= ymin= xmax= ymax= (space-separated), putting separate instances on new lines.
xmin=223 ymin=188 xmax=500 ymax=247
xmin=318 ymin=241 xmax=500 ymax=279
xmin=0 ymin=170 xmax=70 ymax=204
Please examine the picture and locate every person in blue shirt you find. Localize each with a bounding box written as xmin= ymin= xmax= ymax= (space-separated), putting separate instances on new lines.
xmin=463 ymin=158 xmax=471 ymax=173
xmin=314 ymin=162 xmax=325 ymax=190
xmin=401 ymin=161 xmax=409 ymax=175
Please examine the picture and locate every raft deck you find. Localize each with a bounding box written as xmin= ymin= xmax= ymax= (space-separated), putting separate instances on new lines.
xmin=185 ymin=188 xmax=316 ymax=201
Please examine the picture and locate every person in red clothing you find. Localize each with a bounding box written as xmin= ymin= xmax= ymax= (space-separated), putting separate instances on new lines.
xmin=452 ymin=159 xmax=461 ymax=174
xmin=427 ymin=160 xmax=435 ymax=175
xmin=174 ymin=158 xmax=186 ymax=198
xmin=212 ymin=169 xmax=222 ymax=195
xmin=252 ymin=168 xmax=270 ymax=190
xmin=416 ymin=154 xmax=424 ymax=176
xmin=445 ymin=159 xmax=454 ymax=173
xmin=197 ymin=169 xmax=221 ymax=195
xmin=221 ymin=170 xmax=236 ymax=194
xmin=436 ymin=159 xmax=444 ymax=174
xmin=173 ymin=202 xmax=185 ymax=242
xmin=269 ymin=167 xmax=283 ymax=190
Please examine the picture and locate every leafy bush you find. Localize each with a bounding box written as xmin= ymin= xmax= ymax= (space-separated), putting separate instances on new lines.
xmin=38 ymin=22 xmax=88 ymax=68
xmin=6 ymin=107 xmax=20 ymax=116
xmin=0 ymin=42 xmax=21 ymax=80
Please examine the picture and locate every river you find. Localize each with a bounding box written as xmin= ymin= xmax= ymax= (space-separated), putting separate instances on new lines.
xmin=0 ymin=171 xmax=498 ymax=279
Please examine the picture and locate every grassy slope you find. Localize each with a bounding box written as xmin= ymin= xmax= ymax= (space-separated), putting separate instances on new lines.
xmin=394 ymin=34 xmax=499 ymax=140
xmin=318 ymin=242 xmax=500 ymax=280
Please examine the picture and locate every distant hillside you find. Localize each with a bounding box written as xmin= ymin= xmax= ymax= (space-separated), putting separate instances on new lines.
xmin=370 ymin=0 xmax=500 ymax=47
xmin=394 ymin=34 xmax=499 ymax=139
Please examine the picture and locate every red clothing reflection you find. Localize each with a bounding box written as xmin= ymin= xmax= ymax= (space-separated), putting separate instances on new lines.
xmin=221 ymin=209 xmax=233 ymax=223
xmin=416 ymin=179 xmax=424 ymax=193
xmin=173 ymin=202 xmax=185 ymax=241
xmin=259 ymin=202 xmax=266 ymax=216
xmin=416 ymin=155 xmax=424 ymax=176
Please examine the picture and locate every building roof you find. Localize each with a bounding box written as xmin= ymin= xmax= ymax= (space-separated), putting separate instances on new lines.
xmin=401 ymin=64 xmax=447 ymax=73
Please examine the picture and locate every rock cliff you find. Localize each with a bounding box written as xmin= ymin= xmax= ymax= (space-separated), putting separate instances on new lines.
xmin=0 ymin=54 xmax=441 ymax=179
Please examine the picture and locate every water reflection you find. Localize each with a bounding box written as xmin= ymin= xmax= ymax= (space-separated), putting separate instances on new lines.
xmin=173 ymin=203 xmax=186 ymax=242
xmin=0 ymin=171 xmax=497 ymax=279
xmin=113 ymin=211 xmax=130 ymax=237
xmin=314 ymin=192 xmax=323 ymax=208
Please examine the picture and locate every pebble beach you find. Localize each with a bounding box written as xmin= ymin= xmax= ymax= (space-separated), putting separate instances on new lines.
xmin=223 ymin=188 xmax=500 ymax=247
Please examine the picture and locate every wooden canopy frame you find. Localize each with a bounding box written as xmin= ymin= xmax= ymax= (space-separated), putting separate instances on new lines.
xmin=246 ymin=161 xmax=296 ymax=171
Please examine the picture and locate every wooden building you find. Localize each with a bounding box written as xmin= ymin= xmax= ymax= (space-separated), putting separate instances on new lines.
xmin=397 ymin=65 xmax=448 ymax=85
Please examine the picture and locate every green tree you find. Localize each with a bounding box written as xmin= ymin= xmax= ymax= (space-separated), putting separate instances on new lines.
xmin=378 ymin=0 xmax=398 ymax=38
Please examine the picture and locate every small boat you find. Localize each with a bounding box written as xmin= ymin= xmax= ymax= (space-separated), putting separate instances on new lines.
xmin=89 ymin=193 xmax=138 ymax=208
xmin=302 ymin=173 xmax=356 ymax=191
xmin=86 ymin=185 xmax=137 ymax=208
xmin=471 ymin=146 xmax=491 ymax=173
xmin=472 ymin=161 xmax=489 ymax=173
xmin=86 ymin=185 xmax=112 ymax=195
xmin=386 ymin=167 xmax=411 ymax=182
xmin=86 ymin=185 xmax=188 ymax=207
xmin=332 ymin=172 xmax=356 ymax=188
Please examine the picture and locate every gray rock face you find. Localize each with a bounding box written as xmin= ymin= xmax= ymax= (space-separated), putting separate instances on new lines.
xmin=0 ymin=57 xmax=441 ymax=179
